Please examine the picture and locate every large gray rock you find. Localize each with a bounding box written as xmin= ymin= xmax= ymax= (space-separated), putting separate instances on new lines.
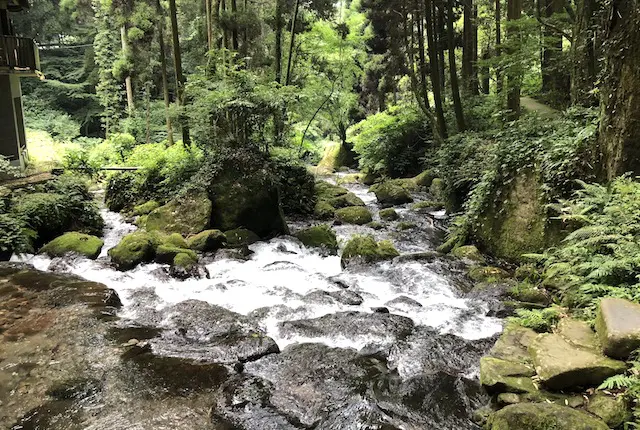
xmin=596 ymin=298 xmax=640 ymax=359
xmin=529 ymin=332 xmax=626 ymax=390
xmin=487 ymin=403 xmax=609 ymax=430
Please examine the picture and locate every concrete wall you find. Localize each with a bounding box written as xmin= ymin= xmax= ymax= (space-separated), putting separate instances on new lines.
xmin=0 ymin=74 xmax=26 ymax=169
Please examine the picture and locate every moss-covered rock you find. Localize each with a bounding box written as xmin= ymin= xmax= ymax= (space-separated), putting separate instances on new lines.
xmin=108 ymin=232 xmax=156 ymax=271
xmin=413 ymin=170 xmax=435 ymax=187
xmin=480 ymin=357 xmax=537 ymax=394
xmin=173 ymin=252 xmax=199 ymax=269
xmin=314 ymin=200 xmax=336 ymax=219
xmin=370 ymin=181 xmax=413 ymax=206
xmin=509 ymin=283 xmax=550 ymax=305
xmin=335 ymin=206 xmax=373 ymax=225
xmin=397 ymin=222 xmax=417 ymax=231
xmin=225 ymin=229 xmax=260 ymax=247
xmin=187 ymin=230 xmax=227 ymax=252
xmin=366 ymin=221 xmax=384 ymax=230
xmin=595 ymin=298 xmax=640 ymax=360
xmin=468 ymin=266 xmax=510 ymax=282
xmin=379 ymin=208 xmax=399 ymax=221
xmin=328 ymin=192 xmax=365 ymax=208
xmin=411 ymin=200 xmax=445 ymax=211
xmin=315 ymin=181 xmax=349 ymax=199
xmin=341 ymin=235 xmax=399 ymax=268
xmin=428 ymin=178 xmax=446 ymax=201
xmin=451 ymin=245 xmax=486 ymax=264
xmin=316 ymin=141 xmax=356 ymax=173
xmin=294 ymin=225 xmax=338 ymax=253
xmin=155 ymin=245 xmax=198 ymax=265
xmin=145 ymin=189 xmax=212 ymax=235
xmin=515 ymin=264 xmax=542 ymax=283
xmin=586 ymin=393 xmax=630 ymax=428
xmin=132 ymin=200 xmax=161 ymax=216
xmin=336 ymin=173 xmax=363 ymax=185
xmin=40 ymin=233 xmax=104 ymax=260
xmin=486 ymin=403 xmax=609 ymax=430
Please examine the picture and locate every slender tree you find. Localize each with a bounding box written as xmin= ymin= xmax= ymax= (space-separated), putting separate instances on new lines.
xmin=445 ymin=0 xmax=466 ymax=131
xmin=285 ymin=0 xmax=301 ymax=85
xmin=495 ymin=0 xmax=503 ymax=94
xmin=157 ymin=0 xmax=174 ymax=146
xmin=425 ymin=0 xmax=447 ymax=138
xmin=462 ymin=0 xmax=478 ymax=94
xmin=571 ymin=0 xmax=599 ymax=106
xmin=506 ymin=0 xmax=522 ymax=119
xmin=120 ymin=25 xmax=135 ymax=113
xmin=168 ymin=0 xmax=190 ymax=145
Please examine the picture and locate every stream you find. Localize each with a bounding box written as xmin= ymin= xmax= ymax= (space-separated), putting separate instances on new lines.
xmin=8 ymin=175 xmax=504 ymax=429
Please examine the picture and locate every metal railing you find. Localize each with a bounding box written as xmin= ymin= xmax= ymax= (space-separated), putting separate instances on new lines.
xmin=0 ymin=36 xmax=40 ymax=73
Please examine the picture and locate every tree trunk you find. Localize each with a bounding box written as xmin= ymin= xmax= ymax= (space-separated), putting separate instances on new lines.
xmin=120 ymin=25 xmax=135 ymax=114
xmin=446 ymin=0 xmax=466 ymax=131
xmin=285 ymin=0 xmax=301 ymax=85
xmin=480 ymin=49 xmax=490 ymax=94
xmin=168 ymin=0 xmax=190 ymax=145
xmin=205 ymin=0 xmax=213 ymax=51
xmin=273 ymin=0 xmax=285 ymax=143
xmin=157 ymin=4 xmax=174 ymax=146
xmin=495 ymin=0 xmax=503 ymax=94
xmin=415 ymin=0 xmax=431 ymax=111
xmin=231 ymin=0 xmax=239 ymax=50
xmin=598 ymin=0 xmax=640 ymax=179
xmin=436 ymin=3 xmax=446 ymax=101
xmin=425 ymin=0 xmax=447 ymax=138
xmin=571 ymin=0 xmax=599 ymax=106
xmin=506 ymin=0 xmax=522 ymax=119
xmin=540 ymin=0 xmax=568 ymax=105
xmin=462 ymin=0 xmax=478 ymax=94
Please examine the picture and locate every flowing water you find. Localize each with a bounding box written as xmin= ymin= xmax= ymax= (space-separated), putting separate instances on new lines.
xmin=8 ymin=176 xmax=504 ymax=429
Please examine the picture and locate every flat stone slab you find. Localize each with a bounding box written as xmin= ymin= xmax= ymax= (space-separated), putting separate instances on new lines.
xmin=596 ymin=298 xmax=640 ymax=359
xmin=557 ymin=318 xmax=599 ymax=350
xmin=487 ymin=403 xmax=608 ymax=430
xmin=530 ymin=333 xmax=626 ymax=390
xmin=480 ymin=357 xmax=537 ymax=394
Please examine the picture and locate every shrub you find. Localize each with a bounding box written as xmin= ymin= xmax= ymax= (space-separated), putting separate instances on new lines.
xmin=271 ymin=153 xmax=316 ymax=216
xmin=349 ymin=104 xmax=431 ymax=178
xmin=0 ymin=214 xmax=33 ymax=260
xmin=509 ymin=307 xmax=562 ymax=333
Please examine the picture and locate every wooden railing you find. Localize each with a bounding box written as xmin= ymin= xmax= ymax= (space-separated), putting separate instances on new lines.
xmin=0 ymin=36 xmax=40 ymax=73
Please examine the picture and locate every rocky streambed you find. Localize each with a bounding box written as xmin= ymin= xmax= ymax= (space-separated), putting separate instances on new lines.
xmin=1 ymin=174 xmax=507 ymax=429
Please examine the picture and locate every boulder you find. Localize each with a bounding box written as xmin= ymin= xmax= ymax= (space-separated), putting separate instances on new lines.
xmin=328 ymin=192 xmax=365 ymax=209
xmin=145 ymin=189 xmax=212 ymax=235
xmin=557 ymin=318 xmax=599 ymax=350
xmin=314 ymin=200 xmax=336 ymax=219
xmin=40 ymin=233 xmax=104 ymax=260
xmin=341 ymin=235 xmax=399 ymax=268
xmin=108 ymin=232 xmax=156 ymax=271
xmin=294 ymin=225 xmax=338 ymax=253
xmin=486 ymin=403 xmax=609 ymax=430
xmin=429 ymin=178 xmax=446 ymax=202
xmin=224 ymin=229 xmax=260 ymax=247
xmin=480 ymin=357 xmax=537 ymax=393
xmin=413 ymin=170 xmax=435 ymax=187
xmin=334 ymin=206 xmax=373 ymax=225
xmin=529 ymin=333 xmax=626 ymax=390
xmin=155 ymin=245 xmax=198 ymax=265
xmin=379 ymin=208 xmax=399 ymax=221
xmin=370 ymin=181 xmax=413 ymax=206
xmin=586 ymin=393 xmax=630 ymax=428
xmin=366 ymin=221 xmax=384 ymax=230
xmin=411 ymin=200 xmax=445 ymax=211
xmin=187 ymin=230 xmax=227 ymax=252
xmin=468 ymin=266 xmax=510 ymax=282
xmin=132 ymin=200 xmax=161 ymax=216
xmin=451 ymin=245 xmax=486 ymax=264
xmin=595 ymin=298 xmax=640 ymax=359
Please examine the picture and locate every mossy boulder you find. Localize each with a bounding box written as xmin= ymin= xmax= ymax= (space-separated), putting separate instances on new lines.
xmin=595 ymin=298 xmax=640 ymax=359
xmin=468 ymin=266 xmax=510 ymax=282
xmin=509 ymin=283 xmax=550 ymax=305
xmin=224 ymin=229 xmax=260 ymax=247
xmin=314 ymin=200 xmax=336 ymax=219
xmin=40 ymin=233 xmax=104 ymax=260
xmin=379 ymin=208 xmax=399 ymax=221
xmin=335 ymin=206 xmax=373 ymax=225
xmin=108 ymin=232 xmax=156 ymax=271
xmin=187 ymin=230 xmax=227 ymax=252
xmin=413 ymin=170 xmax=435 ymax=187
xmin=366 ymin=221 xmax=384 ymax=230
xmin=132 ymin=200 xmax=160 ymax=216
xmin=397 ymin=222 xmax=417 ymax=231
xmin=411 ymin=200 xmax=445 ymax=211
xmin=316 ymin=141 xmax=356 ymax=173
xmin=529 ymin=332 xmax=627 ymax=390
xmin=480 ymin=356 xmax=537 ymax=394
xmin=336 ymin=173 xmax=363 ymax=185
xmin=314 ymin=181 xmax=364 ymax=211
xmin=451 ymin=245 xmax=486 ymax=264
xmin=173 ymin=252 xmax=198 ymax=269
xmin=370 ymin=181 xmax=413 ymax=206
xmin=328 ymin=192 xmax=365 ymax=209
xmin=486 ymin=403 xmax=609 ymax=430
xmin=294 ymin=225 xmax=338 ymax=253
xmin=155 ymin=245 xmax=198 ymax=265
xmin=586 ymin=393 xmax=630 ymax=428
xmin=515 ymin=264 xmax=542 ymax=283
xmin=428 ymin=178 xmax=446 ymax=201
xmin=145 ymin=189 xmax=212 ymax=235
xmin=341 ymin=235 xmax=399 ymax=268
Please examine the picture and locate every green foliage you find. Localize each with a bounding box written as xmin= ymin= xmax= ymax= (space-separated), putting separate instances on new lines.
xmin=524 ymin=178 xmax=640 ymax=319
xmin=0 ymin=156 xmax=20 ymax=180
xmin=270 ymin=152 xmax=317 ymax=216
xmin=0 ymin=214 xmax=33 ymax=259
xmin=350 ymin=104 xmax=431 ymax=178
xmin=599 ymin=351 xmax=640 ymax=426
xmin=508 ymin=307 xmax=562 ymax=333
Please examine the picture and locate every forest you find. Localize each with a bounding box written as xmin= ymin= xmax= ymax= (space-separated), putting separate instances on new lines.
xmin=1 ymin=0 xmax=640 ymax=428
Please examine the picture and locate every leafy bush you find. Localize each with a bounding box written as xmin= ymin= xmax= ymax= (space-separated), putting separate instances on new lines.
xmin=349 ymin=104 xmax=432 ymax=178
xmin=0 ymin=155 xmax=20 ymax=180
xmin=508 ymin=307 xmax=562 ymax=333
xmin=524 ymin=178 xmax=640 ymax=319
xmin=271 ymin=152 xmax=316 ymax=216
xmin=599 ymin=350 xmax=640 ymax=425
xmin=0 ymin=214 xmax=33 ymax=260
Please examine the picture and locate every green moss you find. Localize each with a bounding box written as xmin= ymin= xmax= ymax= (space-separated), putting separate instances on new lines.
xmin=336 ymin=173 xmax=363 ymax=185
xmin=341 ymin=235 xmax=399 ymax=268
xmin=294 ymin=225 xmax=338 ymax=253
xmin=225 ymin=228 xmax=260 ymax=247
xmin=487 ymin=403 xmax=609 ymax=430
xmin=155 ymin=245 xmax=197 ymax=265
xmin=173 ymin=252 xmax=198 ymax=269
xmin=187 ymin=230 xmax=226 ymax=252
xmin=480 ymin=356 xmax=537 ymax=394
xmin=411 ymin=200 xmax=445 ymax=211
xmin=509 ymin=283 xmax=549 ymax=304
xmin=451 ymin=245 xmax=486 ymax=264
xmin=315 ymin=181 xmax=349 ymax=200
xmin=316 ymin=141 xmax=354 ymax=173
xmin=145 ymin=189 xmax=212 ymax=235
xmin=370 ymin=181 xmax=413 ymax=206
xmin=108 ymin=232 xmax=156 ymax=271
xmin=413 ymin=170 xmax=435 ymax=187
xmin=397 ymin=222 xmax=417 ymax=231
xmin=379 ymin=208 xmax=399 ymax=221
xmin=40 ymin=233 xmax=104 ymax=260
xmin=468 ymin=266 xmax=510 ymax=282
xmin=132 ymin=200 xmax=161 ymax=216
xmin=328 ymin=192 xmax=365 ymax=208
xmin=314 ymin=200 xmax=336 ymax=219
xmin=428 ymin=178 xmax=446 ymax=201
xmin=335 ymin=206 xmax=373 ymax=225
xmin=515 ymin=264 xmax=542 ymax=282
xmin=586 ymin=393 xmax=630 ymax=428
xmin=366 ymin=221 xmax=384 ymax=230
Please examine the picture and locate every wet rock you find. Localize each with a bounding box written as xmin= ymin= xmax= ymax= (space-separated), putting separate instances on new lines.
xmin=480 ymin=357 xmax=537 ymax=394
xmin=467 ymin=266 xmax=510 ymax=282
xmin=215 ymin=246 xmax=254 ymax=261
xmin=145 ymin=189 xmax=212 ymax=235
xmin=40 ymin=232 xmax=104 ymax=260
xmin=187 ymin=229 xmax=227 ymax=252
xmin=108 ymin=231 xmax=156 ymax=271
xmin=379 ymin=208 xmax=399 ymax=221
xmin=385 ymin=296 xmax=423 ymax=310
xmin=586 ymin=392 xmax=631 ymax=428
xmin=393 ymin=252 xmax=440 ymax=263
xmin=335 ymin=206 xmax=373 ymax=225
xmin=294 ymin=224 xmax=338 ymax=254
xmin=370 ymin=181 xmax=413 ymax=206
xmin=596 ymin=297 xmax=640 ymax=359
xmin=327 ymin=290 xmax=364 ymax=305
xmin=497 ymin=393 xmax=521 ymax=405
xmin=279 ymin=312 xmax=414 ymax=344
xmin=366 ymin=221 xmax=384 ymax=230
xmin=486 ymin=403 xmax=609 ymax=430
xmin=47 ymin=257 xmax=78 ymax=273
xmin=151 ymin=300 xmax=279 ymax=364
xmin=154 ymin=245 xmax=198 ymax=265
xmin=169 ymin=262 xmax=210 ymax=280
xmin=341 ymin=235 xmax=399 ymax=268
xmin=46 ymin=377 xmax=102 ymax=401
xmin=530 ymin=332 xmax=626 ymax=390
xmin=329 ymin=276 xmax=351 ymax=289
xmin=302 ymin=290 xmax=336 ymax=305
xmin=372 ymin=307 xmax=390 ymax=314
xmin=450 ymin=245 xmax=486 ymax=265
xmin=225 ymin=228 xmax=260 ymax=247
xmin=411 ymin=200 xmax=445 ymax=211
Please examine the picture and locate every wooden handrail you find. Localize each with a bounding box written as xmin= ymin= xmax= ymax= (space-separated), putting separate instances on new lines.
xmin=0 ymin=35 xmax=39 ymax=71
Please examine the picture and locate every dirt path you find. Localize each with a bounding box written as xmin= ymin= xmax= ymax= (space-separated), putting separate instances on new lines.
xmin=520 ymin=96 xmax=558 ymax=117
